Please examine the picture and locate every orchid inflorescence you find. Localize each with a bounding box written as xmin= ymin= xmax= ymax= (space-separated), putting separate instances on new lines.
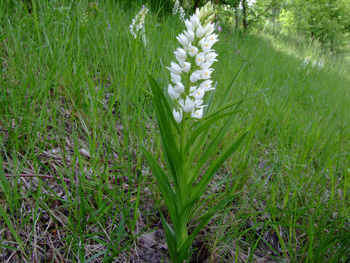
xmin=129 ymin=5 xmax=148 ymax=39
xmin=173 ymin=0 xmax=186 ymax=21
xmin=167 ymin=2 xmax=218 ymax=123
xmin=301 ymin=57 xmax=324 ymax=70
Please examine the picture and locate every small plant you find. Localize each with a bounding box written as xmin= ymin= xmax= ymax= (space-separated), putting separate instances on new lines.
xmin=129 ymin=4 xmax=148 ymax=43
xmin=173 ymin=0 xmax=186 ymax=22
xmin=301 ymin=57 xmax=324 ymax=70
xmin=142 ymin=2 xmax=249 ymax=262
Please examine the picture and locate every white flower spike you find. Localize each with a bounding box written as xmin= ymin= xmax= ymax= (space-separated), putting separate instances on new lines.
xmin=167 ymin=1 xmax=218 ymax=123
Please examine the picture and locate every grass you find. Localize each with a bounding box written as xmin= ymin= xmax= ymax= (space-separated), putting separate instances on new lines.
xmin=0 ymin=0 xmax=349 ymax=262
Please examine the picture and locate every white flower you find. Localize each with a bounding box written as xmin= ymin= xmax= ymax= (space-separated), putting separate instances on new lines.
xmin=201 ymin=41 xmax=213 ymax=52
xmin=185 ymin=19 xmax=195 ymax=32
xmin=205 ymin=52 xmax=218 ymax=62
xmin=168 ymin=84 xmax=180 ymax=99
xmin=200 ymin=80 xmax=214 ymax=91
xmin=189 ymin=86 xmax=197 ymax=92
xmin=173 ymin=108 xmax=183 ymax=123
xmin=174 ymin=48 xmax=187 ymax=61
xmin=196 ymin=26 xmax=205 ymax=38
xmin=190 ymin=14 xmax=200 ymax=28
xmin=200 ymin=62 xmax=213 ymax=70
xmin=195 ymin=53 xmax=205 ymax=66
xmin=200 ymin=69 xmax=213 ymax=79
xmin=179 ymin=61 xmax=191 ymax=73
xmin=206 ymin=33 xmax=218 ymax=44
xmin=173 ymin=82 xmax=185 ymax=93
xmin=204 ymin=23 xmax=215 ymax=35
xmin=176 ymin=33 xmax=189 ymax=47
xmin=198 ymin=37 xmax=206 ymax=46
xmin=171 ymin=73 xmax=181 ymax=83
xmin=167 ymin=62 xmax=182 ymax=75
xmin=190 ymin=71 xmax=201 ymax=83
xmin=191 ymin=87 xmax=205 ymax=100
xmin=194 ymin=99 xmax=204 ymax=107
xmin=191 ymin=107 xmax=204 ymax=119
xmin=184 ymin=30 xmax=195 ymax=42
xmin=188 ymin=44 xmax=199 ymax=57
xmin=182 ymin=96 xmax=195 ymax=113
xmin=173 ymin=0 xmax=186 ymax=22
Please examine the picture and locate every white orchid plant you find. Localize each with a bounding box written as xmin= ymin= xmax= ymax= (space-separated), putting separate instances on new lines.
xmin=129 ymin=5 xmax=148 ymax=46
xmin=142 ymin=2 xmax=251 ymax=262
xmin=173 ymin=0 xmax=186 ymax=21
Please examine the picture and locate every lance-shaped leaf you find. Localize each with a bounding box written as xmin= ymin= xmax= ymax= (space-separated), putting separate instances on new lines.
xmin=159 ymin=211 xmax=178 ymax=262
xmin=190 ymin=111 xmax=238 ymax=180
xmin=177 ymin=194 xmax=239 ymax=260
xmin=148 ymin=75 xmax=182 ymax=187
xmin=141 ymin=145 xmax=176 ymax=214
xmin=213 ymin=65 xmax=244 ymax=110
xmin=185 ymin=110 xmax=242 ymax=155
xmin=190 ymin=132 xmax=248 ymax=201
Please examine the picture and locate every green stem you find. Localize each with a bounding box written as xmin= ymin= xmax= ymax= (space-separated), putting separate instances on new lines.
xmin=176 ymin=116 xmax=189 ymax=251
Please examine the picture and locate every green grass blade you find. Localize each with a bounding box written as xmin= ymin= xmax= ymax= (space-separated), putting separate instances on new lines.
xmin=0 ymin=205 xmax=28 ymax=260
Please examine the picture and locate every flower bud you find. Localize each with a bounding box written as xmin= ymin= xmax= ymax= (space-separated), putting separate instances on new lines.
xmin=173 ymin=82 xmax=185 ymax=93
xmin=184 ymin=30 xmax=195 ymax=42
xmin=196 ymin=26 xmax=205 ymax=38
xmin=190 ymin=71 xmax=201 ymax=83
xmin=173 ymin=108 xmax=183 ymax=123
xmin=167 ymin=61 xmax=182 ymax=75
xmin=171 ymin=73 xmax=181 ymax=83
xmin=176 ymin=33 xmax=189 ymax=47
xmin=182 ymin=97 xmax=195 ymax=113
xmin=174 ymin=48 xmax=187 ymax=61
xmin=185 ymin=19 xmax=195 ymax=32
xmin=168 ymin=84 xmax=180 ymax=99
xmin=204 ymin=23 xmax=215 ymax=35
xmin=204 ymin=14 xmax=215 ymax=24
xmin=190 ymin=14 xmax=200 ymax=28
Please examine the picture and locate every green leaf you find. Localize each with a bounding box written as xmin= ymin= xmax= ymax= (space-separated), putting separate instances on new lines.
xmin=214 ymin=65 xmax=244 ymax=109
xmin=185 ymin=110 xmax=242 ymax=154
xmin=190 ymin=112 xmax=238 ymax=181
xmin=178 ymin=194 xmax=239 ymax=257
xmin=160 ymin=211 xmax=178 ymax=261
xmin=191 ymin=132 xmax=248 ymax=201
xmin=204 ymin=90 xmax=265 ymax=120
xmin=148 ymin=75 xmax=182 ymax=187
xmin=140 ymin=145 xmax=177 ymax=214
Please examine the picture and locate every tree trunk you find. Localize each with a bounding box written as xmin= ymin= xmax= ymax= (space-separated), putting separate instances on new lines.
xmin=242 ymin=0 xmax=248 ymax=31
xmin=193 ymin=0 xmax=200 ymax=11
